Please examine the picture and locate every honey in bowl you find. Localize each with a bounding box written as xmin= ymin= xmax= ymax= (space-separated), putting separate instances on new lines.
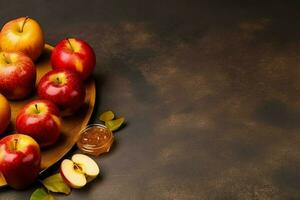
xmin=77 ymin=124 xmax=114 ymax=156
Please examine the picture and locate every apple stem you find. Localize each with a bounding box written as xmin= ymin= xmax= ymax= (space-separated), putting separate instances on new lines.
xmin=35 ymin=104 xmax=39 ymax=114
xmin=13 ymin=139 xmax=18 ymax=151
xmin=2 ymin=53 xmax=9 ymax=64
xmin=56 ymin=77 xmax=61 ymax=84
xmin=20 ymin=16 xmax=29 ymax=32
xmin=66 ymin=38 xmax=74 ymax=51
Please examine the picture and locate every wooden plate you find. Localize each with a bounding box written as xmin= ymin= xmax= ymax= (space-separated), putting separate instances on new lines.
xmin=0 ymin=44 xmax=96 ymax=187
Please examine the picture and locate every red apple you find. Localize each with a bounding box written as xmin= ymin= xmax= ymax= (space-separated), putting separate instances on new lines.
xmin=0 ymin=51 xmax=36 ymax=100
xmin=37 ymin=69 xmax=86 ymax=116
xmin=0 ymin=17 xmax=45 ymax=61
xmin=51 ymin=38 xmax=96 ymax=80
xmin=16 ymin=99 xmax=61 ymax=148
xmin=0 ymin=134 xmax=41 ymax=189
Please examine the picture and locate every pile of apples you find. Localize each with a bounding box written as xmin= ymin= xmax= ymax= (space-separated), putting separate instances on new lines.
xmin=0 ymin=17 xmax=99 ymax=189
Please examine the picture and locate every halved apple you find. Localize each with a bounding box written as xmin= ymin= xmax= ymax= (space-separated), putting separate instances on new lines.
xmin=60 ymin=154 xmax=100 ymax=188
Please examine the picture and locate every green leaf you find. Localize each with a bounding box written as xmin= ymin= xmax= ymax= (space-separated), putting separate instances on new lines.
xmin=30 ymin=188 xmax=55 ymax=200
xmin=42 ymin=173 xmax=71 ymax=195
xmin=105 ymin=117 xmax=125 ymax=131
xmin=99 ymin=111 xmax=115 ymax=122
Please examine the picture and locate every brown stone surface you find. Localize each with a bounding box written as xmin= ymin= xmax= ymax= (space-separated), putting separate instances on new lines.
xmin=0 ymin=0 xmax=299 ymax=199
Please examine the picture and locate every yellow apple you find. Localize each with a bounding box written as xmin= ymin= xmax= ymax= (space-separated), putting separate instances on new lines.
xmin=0 ymin=17 xmax=44 ymax=61
xmin=0 ymin=93 xmax=11 ymax=134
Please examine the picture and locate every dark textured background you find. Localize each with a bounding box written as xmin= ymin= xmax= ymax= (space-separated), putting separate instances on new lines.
xmin=0 ymin=0 xmax=300 ymax=199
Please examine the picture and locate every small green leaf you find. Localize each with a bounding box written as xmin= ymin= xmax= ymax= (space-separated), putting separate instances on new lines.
xmin=105 ymin=117 xmax=125 ymax=131
xmin=30 ymin=188 xmax=55 ymax=200
xmin=99 ymin=111 xmax=115 ymax=122
xmin=42 ymin=173 xmax=71 ymax=195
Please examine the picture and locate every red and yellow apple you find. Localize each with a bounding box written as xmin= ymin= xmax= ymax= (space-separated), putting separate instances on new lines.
xmin=0 ymin=17 xmax=45 ymax=61
xmin=0 ymin=134 xmax=41 ymax=189
xmin=60 ymin=154 xmax=100 ymax=188
xmin=0 ymin=93 xmax=11 ymax=134
xmin=51 ymin=38 xmax=96 ymax=80
xmin=16 ymin=99 xmax=61 ymax=148
xmin=37 ymin=69 xmax=86 ymax=116
xmin=0 ymin=51 xmax=36 ymax=100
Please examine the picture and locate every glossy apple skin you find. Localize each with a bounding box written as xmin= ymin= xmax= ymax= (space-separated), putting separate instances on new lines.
xmin=0 ymin=93 xmax=11 ymax=134
xmin=51 ymin=38 xmax=96 ymax=80
xmin=0 ymin=17 xmax=44 ymax=61
xmin=0 ymin=134 xmax=41 ymax=189
xmin=16 ymin=100 xmax=61 ymax=148
xmin=0 ymin=51 xmax=36 ymax=100
xmin=37 ymin=69 xmax=86 ymax=116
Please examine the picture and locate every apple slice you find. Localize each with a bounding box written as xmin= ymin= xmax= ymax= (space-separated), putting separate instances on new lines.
xmin=71 ymin=154 xmax=99 ymax=182
xmin=60 ymin=159 xmax=86 ymax=189
xmin=60 ymin=154 xmax=100 ymax=188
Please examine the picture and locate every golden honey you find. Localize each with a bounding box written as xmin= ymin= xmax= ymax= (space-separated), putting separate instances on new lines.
xmin=77 ymin=124 xmax=114 ymax=156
